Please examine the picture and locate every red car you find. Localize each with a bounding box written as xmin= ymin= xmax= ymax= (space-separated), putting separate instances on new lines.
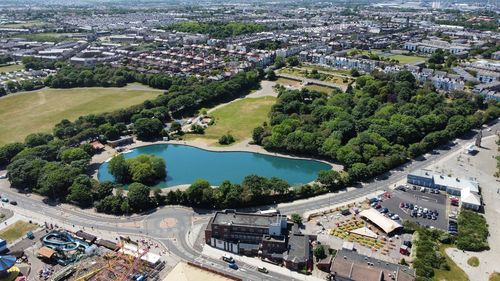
xmin=399 ymin=202 xmax=405 ymax=208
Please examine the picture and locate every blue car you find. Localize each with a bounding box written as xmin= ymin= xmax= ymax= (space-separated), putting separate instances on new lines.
xmin=228 ymin=263 xmax=238 ymax=270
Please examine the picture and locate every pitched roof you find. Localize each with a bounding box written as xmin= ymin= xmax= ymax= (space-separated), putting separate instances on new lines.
xmin=359 ymin=209 xmax=403 ymax=234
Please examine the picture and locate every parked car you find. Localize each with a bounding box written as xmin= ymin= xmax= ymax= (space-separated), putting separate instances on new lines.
xmin=228 ymin=263 xmax=238 ymax=270
xmin=222 ymin=254 xmax=235 ymax=263
xmin=379 ymin=208 xmax=389 ymax=213
xmin=1 ymin=198 xmax=8 ymax=203
xmin=257 ymin=266 xmax=268 ymax=273
xmin=403 ymin=240 xmax=412 ymax=248
xmin=9 ymin=201 xmax=17 ymax=205
xmin=391 ymin=214 xmax=400 ymax=220
xmin=399 ymin=202 xmax=405 ymax=208
xmin=0 ymin=174 xmax=6 ymax=179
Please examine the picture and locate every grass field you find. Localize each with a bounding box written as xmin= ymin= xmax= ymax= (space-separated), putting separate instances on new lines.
xmin=0 ymin=64 xmax=24 ymax=73
xmin=433 ymin=245 xmax=469 ymax=281
xmin=184 ymin=96 xmax=276 ymax=146
xmin=304 ymin=84 xmax=335 ymax=94
xmin=0 ymin=20 xmax=44 ymax=28
xmin=490 ymin=272 xmax=500 ymax=281
xmin=467 ymin=256 xmax=479 ymax=267
xmin=275 ymin=77 xmax=302 ymax=88
xmin=386 ymin=54 xmax=427 ymax=64
xmin=0 ymin=85 xmax=162 ymax=145
xmin=0 ymin=220 xmax=38 ymax=243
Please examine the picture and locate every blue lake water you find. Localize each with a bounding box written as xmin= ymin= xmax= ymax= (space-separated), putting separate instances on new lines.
xmin=97 ymin=144 xmax=331 ymax=187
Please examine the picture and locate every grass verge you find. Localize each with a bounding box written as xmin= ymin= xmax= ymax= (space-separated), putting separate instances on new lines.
xmin=467 ymin=256 xmax=479 ymax=267
xmin=433 ymin=244 xmax=469 ymax=281
xmin=0 ymin=220 xmax=38 ymax=243
xmin=0 ymin=64 xmax=24 ymax=73
xmin=490 ymin=272 xmax=500 ymax=281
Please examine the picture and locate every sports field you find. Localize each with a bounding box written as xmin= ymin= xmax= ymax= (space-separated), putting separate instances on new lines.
xmin=0 ymin=64 xmax=24 ymax=73
xmin=0 ymin=85 xmax=162 ymax=145
xmin=185 ymin=96 xmax=276 ymax=145
xmin=386 ymin=54 xmax=427 ymax=64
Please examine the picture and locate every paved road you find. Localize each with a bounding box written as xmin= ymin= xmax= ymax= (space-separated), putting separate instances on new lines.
xmin=0 ymin=121 xmax=498 ymax=281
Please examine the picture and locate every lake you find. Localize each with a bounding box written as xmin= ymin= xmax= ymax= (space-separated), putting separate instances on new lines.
xmin=97 ymin=144 xmax=332 ymax=187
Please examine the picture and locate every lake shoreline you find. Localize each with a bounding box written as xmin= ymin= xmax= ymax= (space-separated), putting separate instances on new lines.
xmin=92 ymin=138 xmax=342 ymax=191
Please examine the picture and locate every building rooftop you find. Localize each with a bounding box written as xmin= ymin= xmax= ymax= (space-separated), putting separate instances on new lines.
xmin=331 ymin=250 xmax=415 ymax=281
xmin=212 ymin=210 xmax=282 ymax=228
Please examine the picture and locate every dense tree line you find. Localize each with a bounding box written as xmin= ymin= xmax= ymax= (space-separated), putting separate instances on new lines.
xmin=164 ymin=21 xmax=267 ymax=38
xmin=0 ymin=56 xmax=13 ymax=65
xmin=253 ymin=70 xmax=500 ymax=183
xmin=43 ymin=64 xmax=182 ymax=89
xmin=22 ymin=56 xmax=57 ymax=70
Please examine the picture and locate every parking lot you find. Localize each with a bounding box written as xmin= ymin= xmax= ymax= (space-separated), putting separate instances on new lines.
xmin=380 ymin=188 xmax=448 ymax=230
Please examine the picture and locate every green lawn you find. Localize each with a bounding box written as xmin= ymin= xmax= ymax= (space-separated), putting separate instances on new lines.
xmin=0 ymin=85 xmax=162 ymax=145
xmin=0 ymin=64 xmax=24 ymax=73
xmin=387 ymin=54 xmax=427 ymax=64
xmin=184 ymin=96 xmax=276 ymax=145
xmin=433 ymin=245 xmax=469 ymax=281
xmin=304 ymin=84 xmax=335 ymax=94
xmin=0 ymin=20 xmax=44 ymax=28
xmin=490 ymin=272 xmax=500 ymax=281
xmin=467 ymin=256 xmax=479 ymax=267
xmin=275 ymin=77 xmax=302 ymax=88
xmin=0 ymin=220 xmax=38 ymax=243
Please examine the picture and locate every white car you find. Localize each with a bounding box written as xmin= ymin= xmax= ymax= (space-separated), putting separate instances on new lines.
xmin=391 ymin=214 xmax=400 ymax=220
xmin=0 ymin=174 xmax=6 ymax=179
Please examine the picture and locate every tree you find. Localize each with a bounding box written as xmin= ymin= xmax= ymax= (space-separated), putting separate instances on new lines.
xmin=127 ymin=182 xmax=151 ymax=212
xmin=314 ymin=245 xmax=327 ymax=260
xmin=350 ymin=69 xmax=360 ymax=77
xmin=24 ymin=133 xmax=54 ymax=148
xmin=190 ymin=124 xmax=205 ymax=134
xmin=134 ymin=118 xmax=164 ymax=140
xmin=94 ymin=181 xmax=117 ymax=201
xmin=60 ymin=147 xmax=91 ymax=164
xmin=126 ymin=155 xmax=166 ymax=185
xmin=266 ymin=69 xmax=277 ymax=81
xmin=291 ymin=213 xmax=302 ymax=224
xmin=317 ymin=170 xmax=343 ymax=190
xmin=348 ymin=163 xmax=371 ymax=182
xmin=108 ymin=154 xmax=130 ymax=183
xmin=66 ymin=175 xmax=93 ymax=207
xmin=252 ymin=126 xmax=266 ymax=144
xmin=7 ymin=157 xmax=46 ymax=190
xmin=274 ymin=56 xmax=286 ymax=68
xmin=36 ymin=163 xmax=80 ymax=199
xmin=185 ymin=179 xmax=211 ymax=206
xmin=169 ymin=121 xmax=182 ymax=134
xmin=218 ymin=134 xmax=235 ymax=145
xmin=286 ymin=56 xmax=300 ymax=67
xmin=0 ymin=142 xmax=25 ymax=166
